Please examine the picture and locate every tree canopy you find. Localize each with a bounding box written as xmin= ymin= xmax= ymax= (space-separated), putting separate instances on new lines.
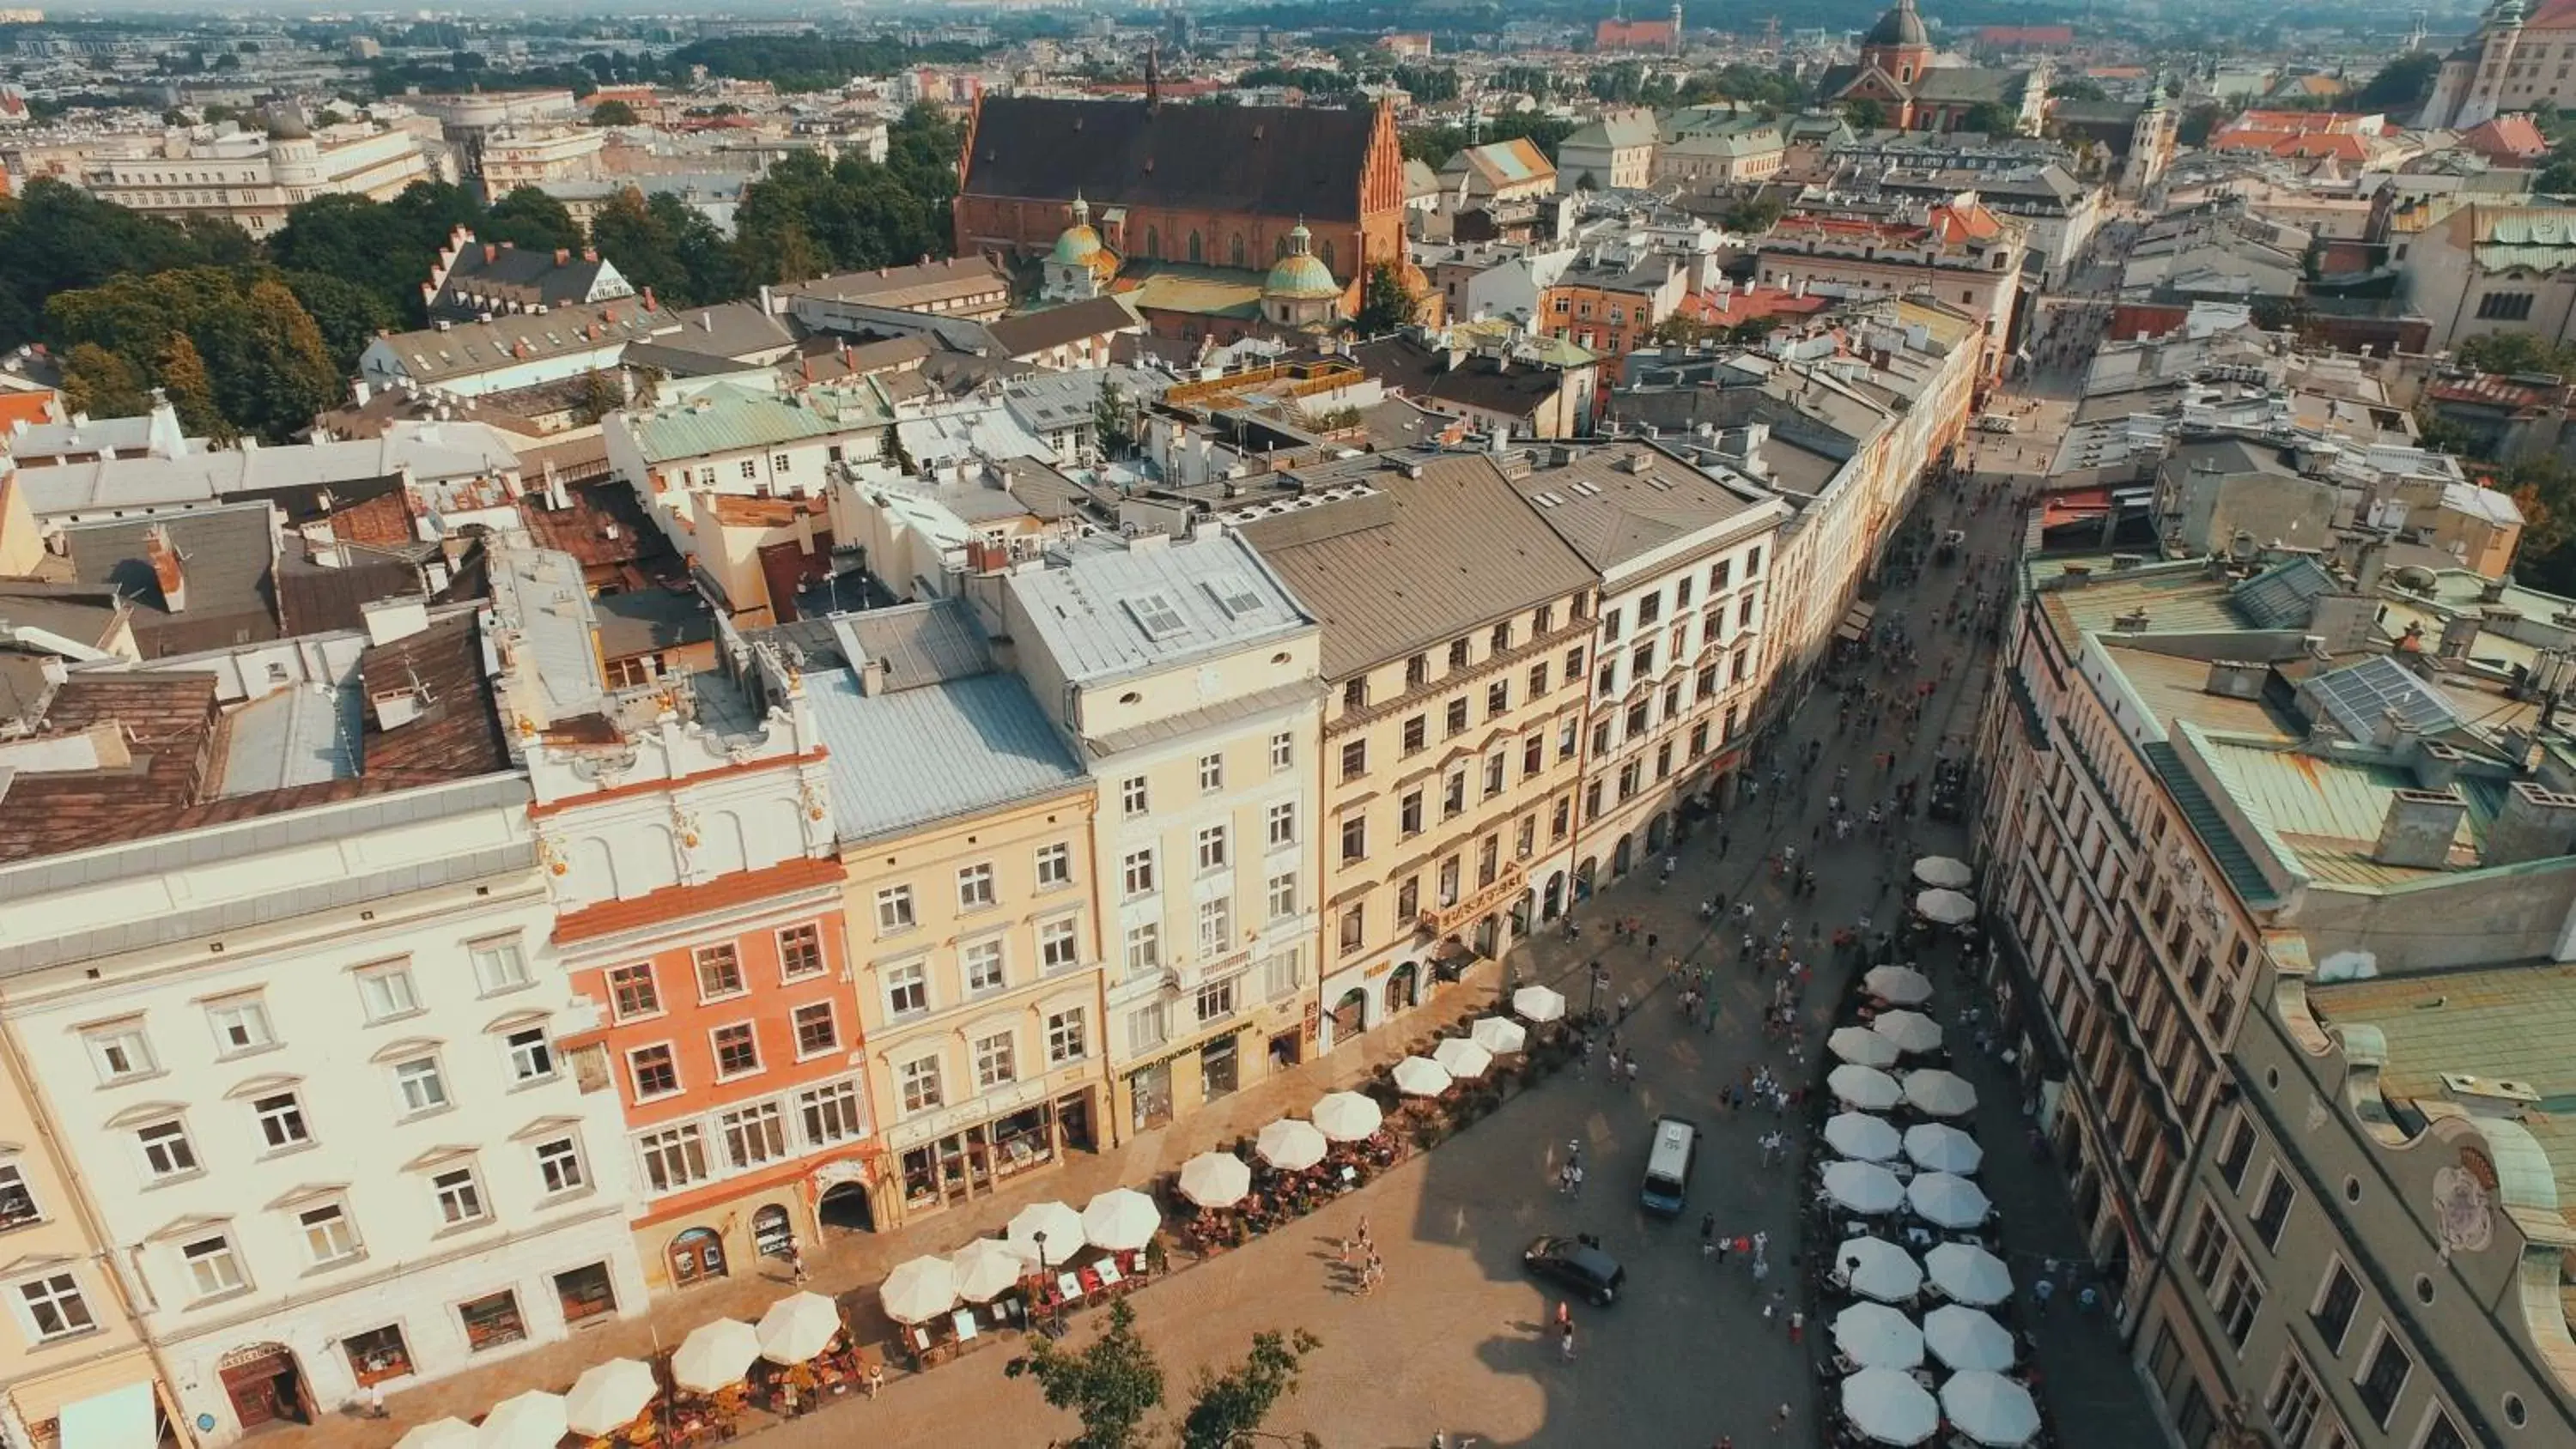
xmin=1008 ymin=1300 xmax=1322 ymax=1449
xmin=2350 ymin=52 xmax=2442 ymax=114
xmin=590 ymin=99 xmax=641 ymax=127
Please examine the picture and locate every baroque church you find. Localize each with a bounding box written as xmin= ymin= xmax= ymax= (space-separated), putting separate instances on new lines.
xmin=1820 ymin=0 xmax=2051 ymax=136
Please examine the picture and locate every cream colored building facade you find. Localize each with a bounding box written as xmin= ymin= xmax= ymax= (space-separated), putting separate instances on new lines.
xmin=81 ymin=122 xmax=434 ymax=235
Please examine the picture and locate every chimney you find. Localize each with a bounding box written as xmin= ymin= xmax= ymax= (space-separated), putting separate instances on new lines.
xmin=555 ymin=248 xmax=571 ymax=266
xmin=2438 ymin=612 xmax=2482 ymax=659
xmin=582 ymin=246 xmax=598 ymax=264
xmin=483 ymin=244 xmax=498 ymax=264
xmin=144 ymin=524 xmax=186 ymax=612
xmin=641 ymin=287 xmax=657 ymax=312
xmin=361 ymin=595 xmax=432 ymax=647
xmin=2483 ymin=780 xmax=2576 ymax=866
xmin=859 ymin=658 xmax=889 ymax=696
xmin=2372 ymin=787 xmax=2467 ymax=870
xmin=2202 ymin=659 xmax=2267 ymax=699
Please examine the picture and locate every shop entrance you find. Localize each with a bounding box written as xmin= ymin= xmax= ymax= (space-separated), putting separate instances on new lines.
xmin=818 ymin=1181 xmax=876 ymax=1234
xmin=668 ymin=1227 xmax=727 ymax=1287
xmin=1384 ymin=963 xmax=1419 ymax=1017
xmin=1130 ymin=1062 xmax=1174 ymax=1134
xmin=1543 ymin=871 xmax=1565 ymax=919
xmin=1056 ymin=1091 xmax=1094 ymax=1153
xmin=1330 ymin=988 xmax=1368 ymax=1045
xmin=1268 ymin=1029 xmax=1301 ymax=1070
xmin=1200 ymin=1034 xmax=1240 ymax=1099
xmin=750 ymin=1204 xmax=793 ymax=1260
xmin=218 ymin=1344 xmax=308 ymax=1432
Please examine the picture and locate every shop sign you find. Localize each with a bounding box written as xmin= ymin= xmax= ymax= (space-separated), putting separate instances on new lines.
xmin=1127 ymin=1022 xmax=1245 ymax=1077
xmin=884 ymin=1075 xmax=1053 ymax=1149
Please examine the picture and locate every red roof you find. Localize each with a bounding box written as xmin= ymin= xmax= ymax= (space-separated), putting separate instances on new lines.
xmin=1977 ymin=25 xmax=2075 ymax=44
xmin=1675 ymin=285 xmax=1832 ymax=326
xmin=2460 ymin=114 xmax=2549 ymax=161
xmin=553 ymin=855 xmax=843 ymax=943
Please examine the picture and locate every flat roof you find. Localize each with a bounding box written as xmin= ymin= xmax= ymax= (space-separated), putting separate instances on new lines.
xmin=1007 ymin=531 xmax=1312 ymax=683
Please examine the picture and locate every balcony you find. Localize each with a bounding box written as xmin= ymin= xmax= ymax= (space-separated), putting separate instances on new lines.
xmin=1419 ymin=861 xmax=1528 ymax=938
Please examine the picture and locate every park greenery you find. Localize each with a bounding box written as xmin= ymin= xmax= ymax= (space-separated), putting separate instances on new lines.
xmin=0 ymin=105 xmax=964 ymax=440
xmin=1007 ymin=1300 xmax=1323 ymax=1449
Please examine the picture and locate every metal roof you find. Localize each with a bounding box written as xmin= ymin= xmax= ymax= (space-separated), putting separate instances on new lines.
xmin=2190 ymin=730 xmax=2503 ymax=888
xmin=1007 ymin=531 xmax=1312 ymax=683
xmin=2307 ymin=655 xmax=2460 ymax=742
xmin=2142 ymin=738 xmax=2281 ymax=907
xmin=802 ymin=648 xmax=1085 ymax=845
xmin=2229 ymin=555 xmax=2333 ymax=629
xmin=627 ymin=381 xmax=890 ymax=464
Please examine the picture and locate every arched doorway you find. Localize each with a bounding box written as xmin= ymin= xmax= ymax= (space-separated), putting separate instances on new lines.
xmin=1646 ymin=812 xmax=1669 ymax=852
xmin=1575 ymin=858 xmax=1597 ymax=900
xmin=1510 ymin=892 xmax=1534 ymax=938
xmin=1473 ymin=914 xmax=1500 ymax=956
xmin=818 ymin=1181 xmax=875 ymax=1234
xmin=668 ymin=1227 xmax=727 ymax=1288
xmin=750 ymin=1204 xmax=793 ymax=1260
xmin=1330 ymin=987 xmax=1368 ymax=1044
xmin=219 ymin=1343 xmax=309 ymax=1431
xmin=1385 ymin=963 xmax=1419 ymax=1016
xmin=1542 ymin=871 xmax=1566 ymax=920
xmin=1612 ymin=834 xmax=1634 ymax=876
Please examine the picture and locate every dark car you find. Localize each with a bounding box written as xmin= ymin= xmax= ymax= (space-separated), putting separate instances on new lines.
xmin=1523 ymin=1234 xmax=1626 ymax=1306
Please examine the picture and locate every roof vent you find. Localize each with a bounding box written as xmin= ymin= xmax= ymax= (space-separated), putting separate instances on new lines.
xmin=2439 ymin=1071 xmax=2540 ymax=1118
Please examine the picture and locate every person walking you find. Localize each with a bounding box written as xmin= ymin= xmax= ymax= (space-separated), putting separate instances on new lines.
xmin=1559 ymin=1320 xmax=1577 ymax=1361
xmin=2032 ymin=1276 xmax=2056 ymax=1313
xmin=1774 ymin=1403 xmax=1793 ymax=1436
xmin=1788 ymin=1309 xmax=1805 ymax=1344
xmin=1701 ymin=1213 xmax=1717 ymax=1261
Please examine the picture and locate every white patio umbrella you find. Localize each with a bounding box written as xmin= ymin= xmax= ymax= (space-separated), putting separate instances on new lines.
xmin=1902 ymin=1069 xmax=1978 ymax=1118
xmin=1310 ymin=1090 xmax=1384 ymax=1142
xmin=1873 ymin=1009 xmax=1945 ymax=1055
xmin=1907 ymin=1171 xmax=1994 ymax=1229
xmin=1923 ymin=1305 xmax=2017 ymax=1373
xmin=950 ymin=1237 xmax=1035 ymax=1303
xmin=1829 ymin=1063 xmax=1904 ymax=1111
xmin=1177 ymin=1150 xmax=1251 ymax=1209
xmin=1432 ymin=1037 xmax=1493 ymax=1079
xmin=1255 ymin=1117 xmax=1328 ymax=1171
xmin=1864 ymin=966 xmax=1935 ymax=1004
xmin=395 ymin=1420 xmax=477 ymax=1449
xmin=1831 ymin=1236 xmax=1924 ymax=1304
xmin=1925 ymin=1241 xmax=2014 ymax=1307
xmin=1943 ymin=1370 xmax=2043 ymax=1447
xmin=1905 ymin=1123 xmax=1984 ymax=1176
xmin=756 ymin=1291 xmax=843 ymax=1364
xmin=1829 ymin=1026 xmax=1901 ymax=1069
xmin=1006 ymin=1201 xmax=1089 ymax=1264
xmin=1082 ymin=1187 xmax=1163 ymax=1252
xmin=1823 ymin=1160 xmax=1906 ymax=1216
xmin=1512 ymin=984 xmax=1567 ymax=1023
xmin=1841 ymin=1367 xmax=1941 ymax=1446
xmin=1915 ymin=888 xmax=1977 ymax=925
xmin=1913 ymin=856 xmax=1973 ymax=888
xmin=1470 ymin=1016 xmax=1528 ymax=1054
xmin=877 ymin=1256 xmax=959 ymax=1328
xmin=1831 ymin=1302 xmax=1926 ymax=1371
xmin=1392 ymin=1055 xmax=1455 ymax=1097
xmin=671 ymin=1318 xmax=761 ymax=1392
xmin=1825 ymin=1111 xmax=1903 ymax=1162
xmin=478 ymin=1393 xmax=566 ymax=1449
xmin=564 ymin=1359 xmax=658 ymax=1438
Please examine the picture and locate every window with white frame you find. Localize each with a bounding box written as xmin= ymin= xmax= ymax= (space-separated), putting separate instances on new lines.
xmin=793 ymin=1002 xmax=838 ymax=1057
xmin=137 ymin=1119 xmax=197 ymax=1179
xmin=963 ymin=938 xmax=1008 ymax=995
xmin=1198 ymin=896 xmax=1233 ymax=955
xmin=1127 ymin=1001 xmax=1167 ymax=1054
xmin=470 ymin=937 xmax=532 ymax=994
xmin=430 ymin=1166 xmax=487 ymax=1226
xmin=973 ymin=1031 xmax=1017 ymax=1089
xmin=1262 ymin=947 xmax=1303 ymax=1000
xmin=1197 ymin=825 xmax=1229 ymax=874
xmin=957 ymin=863 xmax=997 ymax=911
xmin=637 ymin=1124 xmax=708 ymax=1192
xmin=1269 ymin=732 xmax=1293 ymax=773
xmin=392 ymin=1056 xmax=450 ymax=1114
xmin=84 ymin=1022 xmax=155 ymax=1082
xmin=0 ymin=1160 xmax=39 ymax=1228
xmin=2265 ymin=1349 xmax=2327 ymax=1445
xmin=298 ymin=1203 xmax=361 ymax=1264
xmin=1266 ymin=802 xmax=1296 ymax=848
xmin=1198 ymin=752 xmax=1224 ymax=792
xmin=252 ymin=1091 xmax=310 ymax=1149
xmin=1047 ymin=1009 xmax=1087 ymax=1064
xmin=14 ymin=1271 xmax=94 ymax=1340
xmin=777 ymin=923 xmax=826 ymax=979
xmin=1124 ymin=923 xmax=1161 ymax=977
xmin=606 ymin=963 xmax=660 ymax=1021
xmin=504 ymin=1027 xmax=556 ymax=1083
xmin=356 ymin=962 xmax=422 ymax=1023
xmin=1123 ymin=848 xmax=1157 ymax=897
xmin=799 ymin=1079 xmax=866 ymax=1145
xmin=899 ymin=1056 xmax=944 ymax=1113
xmin=720 ymin=1102 xmax=787 ymax=1167
xmin=876 ymin=885 xmax=917 ymax=933
xmin=884 ymin=960 xmax=929 ymax=1018
xmin=534 ymin=1137 xmax=586 ymax=1195
xmin=1040 ymin=917 xmax=1081 ymax=972
xmin=206 ymin=995 xmax=274 ymax=1055
xmin=1035 ymin=841 xmax=1073 ymax=889
xmin=694 ymin=943 xmax=746 ymax=1000
xmin=1267 ymin=871 xmax=1298 ymax=922
xmin=180 ymin=1234 xmax=246 ymax=1297
xmin=712 ymin=1022 xmax=761 ymax=1079
xmin=1121 ymin=775 xmax=1149 ymax=815
xmin=1195 ymin=974 xmax=1237 ymax=1024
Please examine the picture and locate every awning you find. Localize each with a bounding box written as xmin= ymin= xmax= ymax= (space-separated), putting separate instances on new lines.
xmin=59 ymin=1381 xmax=156 ymax=1449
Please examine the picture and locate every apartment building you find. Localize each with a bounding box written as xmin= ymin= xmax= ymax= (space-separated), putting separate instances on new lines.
xmin=782 ymin=599 xmax=1104 ymax=1231
xmin=478 ymin=128 xmax=607 ymax=192
xmin=81 ymin=116 xmax=433 ymax=235
xmin=1236 ymin=452 xmax=1596 ymax=1047
xmin=0 ymin=605 xmax=647 ymax=1445
xmin=1754 ymin=200 xmax=2027 ymax=379
xmin=1507 ymin=441 xmax=1792 ymax=884
xmin=1538 ymin=255 xmax=1688 ymax=360
xmin=1001 ymin=529 xmax=1326 ymax=1137
xmin=485 ymin=548 xmax=860 ymax=1292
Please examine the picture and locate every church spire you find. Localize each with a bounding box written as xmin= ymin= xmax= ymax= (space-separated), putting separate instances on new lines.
xmin=1145 ymin=41 xmax=1161 ymax=113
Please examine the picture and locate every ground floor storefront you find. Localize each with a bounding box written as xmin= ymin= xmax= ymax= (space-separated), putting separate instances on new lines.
xmin=867 ymin=1067 xmax=1105 ymax=1231
xmin=168 ymin=1216 xmax=647 ymax=1445
xmin=2 ymin=1348 xmax=180 ymax=1449
xmin=1112 ymin=993 xmax=1305 ymax=1143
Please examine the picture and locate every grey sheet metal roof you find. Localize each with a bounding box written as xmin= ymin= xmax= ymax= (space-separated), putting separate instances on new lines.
xmin=215 ymin=679 xmax=361 ymax=796
xmin=1007 ymin=532 xmax=1312 ymax=684
xmin=1508 ymin=441 xmax=1776 ymax=572
xmin=2142 ymin=738 xmax=2281 ymax=908
xmin=487 ymin=544 xmax=607 ymax=724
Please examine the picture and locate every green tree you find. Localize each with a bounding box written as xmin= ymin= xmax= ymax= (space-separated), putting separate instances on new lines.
xmin=231 ymin=278 xmax=343 ymax=440
xmin=1093 ymin=379 xmax=1138 ymax=458
xmin=1962 ymin=102 xmax=2020 ymax=137
xmin=1353 ymin=261 xmax=1418 ymax=335
xmin=155 ymin=333 xmax=229 ymax=441
xmin=59 ymin=343 xmax=149 ymax=420
xmin=2351 ymin=52 xmax=2442 ymax=113
xmin=1011 ymin=1300 xmax=1164 ymax=1449
xmin=1721 ymin=194 xmax=1784 ymax=233
xmin=483 ymin=186 xmax=585 ymax=255
xmin=1177 ymin=1328 xmax=1323 ymax=1449
xmin=590 ymin=98 xmax=640 ymax=126
xmin=1843 ymin=98 xmax=1886 ymax=130
xmin=2457 ymin=331 xmax=2576 ymax=377
xmin=2048 ymin=78 xmax=2111 ymax=103
xmin=278 ymin=269 xmax=398 ymax=372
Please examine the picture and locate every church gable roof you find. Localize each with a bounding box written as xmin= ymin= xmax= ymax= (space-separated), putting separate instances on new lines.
xmin=963 ymin=97 xmax=1378 ymax=222
xmin=1911 ymin=68 xmax=2032 ymax=105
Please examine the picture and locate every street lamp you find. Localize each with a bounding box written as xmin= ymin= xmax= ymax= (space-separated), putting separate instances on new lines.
xmin=1034 ymin=1229 xmax=1053 ymax=1334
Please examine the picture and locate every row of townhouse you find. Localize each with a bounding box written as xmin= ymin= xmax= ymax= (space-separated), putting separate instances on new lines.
xmin=0 ymin=405 xmax=1977 ymax=1447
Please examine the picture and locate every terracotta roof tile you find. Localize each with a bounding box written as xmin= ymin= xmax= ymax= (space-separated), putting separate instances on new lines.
xmin=552 ymin=854 xmax=843 ymax=943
